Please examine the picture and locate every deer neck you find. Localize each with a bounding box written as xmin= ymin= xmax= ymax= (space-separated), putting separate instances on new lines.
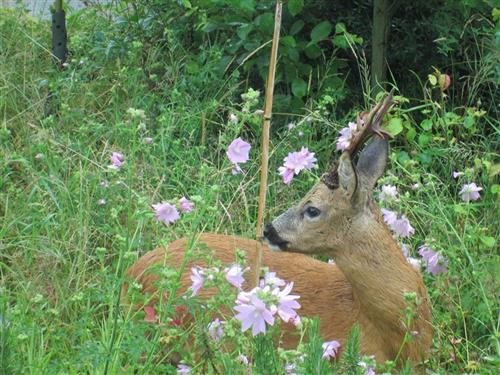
xmin=332 ymin=214 xmax=421 ymax=331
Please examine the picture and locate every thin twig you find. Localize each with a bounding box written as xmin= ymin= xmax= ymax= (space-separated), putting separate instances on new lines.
xmin=253 ymin=1 xmax=282 ymax=287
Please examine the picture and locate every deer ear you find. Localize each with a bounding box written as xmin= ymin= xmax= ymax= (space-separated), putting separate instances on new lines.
xmin=356 ymin=137 xmax=389 ymax=190
xmin=338 ymin=153 xmax=357 ymax=197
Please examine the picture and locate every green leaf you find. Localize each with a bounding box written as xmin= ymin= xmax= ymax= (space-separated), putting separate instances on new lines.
xmin=384 ymin=118 xmax=403 ymax=136
xmin=229 ymin=0 xmax=255 ymax=14
xmin=463 ymin=116 xmax=475 ymax=129
xmin=286 ymin=48 xmax=299 ymax=62
xmin=335 ymin=22 xmax=346 ymax=34
xmin=254 ymin=13 xmax=274 ymax=34
xmin=406 ymin=127 xmax=416 ymax=142
xmin=237 ymin=24 xmax=253 ymax=40
xmin=304 ymin=43 xmax=322 ymax=59
xmin=292 ymin=78 xmax=307 ymax=98
xmin=288 ymin=0 xmax=304 ymax=16
xmin=421 ymin=119 xmax=433 ymax=131
xmin=490 ymin=164 xmax=500 ymax=178
xmin=290 ymin=20 xmax=304 ymax=35
xmin=480 ymin=236 xmax=496 ymax=248
xmin=418 ymin=133 xmax=431 ymax=146
xmin=280 ymin=35 xmax=296 ymax=48
xmin=332 ymin=35 xmax=348 ymax=49
xmin=311 ymin=21 xmax=332 ymax=42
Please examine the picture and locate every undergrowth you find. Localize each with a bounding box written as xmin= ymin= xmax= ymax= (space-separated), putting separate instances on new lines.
xmin=0 ymin=5 xmax=499 ymax=374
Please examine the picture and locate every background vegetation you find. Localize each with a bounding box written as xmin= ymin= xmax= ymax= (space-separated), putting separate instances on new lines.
xmin=0 ymin=0 xmax=498 ymax=373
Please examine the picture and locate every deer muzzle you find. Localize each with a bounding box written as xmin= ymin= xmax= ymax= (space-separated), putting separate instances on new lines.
xmin=263 ymin=223 xmax=289 ymax=251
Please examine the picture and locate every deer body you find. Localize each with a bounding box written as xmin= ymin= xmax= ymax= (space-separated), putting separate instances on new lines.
xmin=123 ymin=94 xmax=432 ymax=366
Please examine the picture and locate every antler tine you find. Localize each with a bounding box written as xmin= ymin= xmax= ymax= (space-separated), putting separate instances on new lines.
xmin=345 ymin=91 xmax=395 ymax=156
xmin=320 ymin=91 xmax=395 ymax=190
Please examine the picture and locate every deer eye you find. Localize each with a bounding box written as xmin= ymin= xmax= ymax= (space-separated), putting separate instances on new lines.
xmin=305 ymin=206 xmax=321 ymax=218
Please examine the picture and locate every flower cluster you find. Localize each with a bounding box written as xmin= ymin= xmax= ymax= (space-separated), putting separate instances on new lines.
xmin=459 ymin=182 xmax=482 ymax=202
xmin=189 ymin=263 xmax=246 ymax=297
xmin=418 ymin=245 xmax=448 ymax=275
xmin=226 ymin=137 xmax=251 ymax=174
xmin=380 ymin=208 xmax=415 ymax=238
xmin=378 ymin=184 xmax=398 ymax=202
xmin=152 ymin=197 xmax=194 ymax=225
xmin=108 ymin=152 xmax=124 ymax=170
xmin=207 ymin=318 xmax=224 ymax=341
xmin=322 ymin=340 xmax=341 ymax=360
xmin=233 ymin=272 xmax=301 ymax=336
xmin=278 ymin=147 xmax=317 ymax=184
xmin=452 ymin=171 xmax=483 ymax=202
xmin=336 ymin=121 xmax=358 ymax=151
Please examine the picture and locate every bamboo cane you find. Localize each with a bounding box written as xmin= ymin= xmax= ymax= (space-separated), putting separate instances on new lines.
xmin=253 ymin=1 xmax=282 ymax=287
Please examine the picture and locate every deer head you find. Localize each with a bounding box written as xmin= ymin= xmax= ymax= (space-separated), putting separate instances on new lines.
xmin=264 ymin=93 xmax=394 ymax=256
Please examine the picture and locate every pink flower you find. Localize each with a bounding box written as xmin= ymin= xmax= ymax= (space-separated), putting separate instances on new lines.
xmin=100 ymin=180 xmax=109 ymax=187
xmin=411 ymin=183 xmax=420 ymax=190
xmin=261 ymin=272 xmax=286 ymax=288
xmin=401 ymin=244 xmax=409 ymax=258
xmin=234 ymin=293 xmax=275 ymax=336
xmin=97 ymin=198 xmax=107 ymax=205
xmin=459 ymin=183 xmax=482 ymax=202
xmin=227 ymin=138 xmax=251 ymax=164
xmin=274 ymin=282 xmax=301 ymax=323
xmin=418 ymin=245 xmax=448 ymax=275
xmin=327 ymin=259 xmax=336 ymax=265
xmin=225 ymin=264 xmax=245 ymax=288
xmin=143 ymin=137 xmax=153 ymax=144
xmin=179 ymin=197 xmax=194 ymax=213
xmin=287 ymin=122 xmax=295 ymax=130
xmin=278 ymin=147 xmax=317 ymax=184
xmin=108 ymin=152 xmax=124 ymax=169
xmin=177 ymin=364 xmax=191 ymax=374
xmin=190 ymin=267 xmax=205 ymax=296
xmin=381 ymin=209 xmax=414 ymax=238
xmin=452 ymin=171 xmax=463 ymax=179
xmin=207 ymin=318 xmax=224 ymax=341
xmin=298 ymin=131 xmax=304 ymax=137
xmin=143 ymin=306 xmax=157 ymax=323
xmin=359 ymin=361 xmax=376 ymax=375
xmin=278 ymin=166 xmax=295 ymax=185
xmin=392 ymin=215 xmax=415 ymax=238
xmin=379 ymin=185 xmax=398 ymax=201
xmin=381 ymin=208 xmax=398 ymax=226
xmin=227 ymin=138 xmax=251 ymax=174
xmin=322 ymin=340 xmax=341 ymax=359
xmin=336 ymin=122 xmax=357 ymax=151
xmin=238 ymin=354 xmax=249 ymax=365
xmin=152 ymin=202 xmax=180 ymax=225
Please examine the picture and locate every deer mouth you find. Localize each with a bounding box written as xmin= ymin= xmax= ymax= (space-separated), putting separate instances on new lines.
xmin=263 ymin=224 xmax=289 ymax=251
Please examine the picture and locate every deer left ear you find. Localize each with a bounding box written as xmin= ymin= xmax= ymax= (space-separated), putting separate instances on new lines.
xmin=338 ymin=153 xmax=358 ymax=197
xmin=356 ymin=136 xmax=389 ymax=190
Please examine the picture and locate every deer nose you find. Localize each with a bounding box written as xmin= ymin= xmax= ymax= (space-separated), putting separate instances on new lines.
xmin=263 ymin=223 xmax=273 ymax=239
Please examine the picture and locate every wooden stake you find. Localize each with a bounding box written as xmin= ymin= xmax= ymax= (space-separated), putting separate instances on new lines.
xmin=254 ymin=1 xmax=282 ymax=286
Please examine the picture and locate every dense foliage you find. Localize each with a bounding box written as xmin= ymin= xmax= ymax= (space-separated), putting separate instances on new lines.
xmin=0 ymin=1 xmax=498 ymax=373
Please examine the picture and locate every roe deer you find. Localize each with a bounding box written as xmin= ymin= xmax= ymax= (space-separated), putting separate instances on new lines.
xmin=122 ymin=94 xmax=432 ymax=366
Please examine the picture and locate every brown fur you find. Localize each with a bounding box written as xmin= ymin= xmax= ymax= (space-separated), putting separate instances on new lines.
xmin=123 ymin=228 xmax=431 ymax=365
xmin=122 ymin=138 xmax=432 ymax=367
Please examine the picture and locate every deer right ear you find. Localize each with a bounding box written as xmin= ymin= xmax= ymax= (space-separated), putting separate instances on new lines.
xmin=356 ymin=136 xmax=389 ymax=190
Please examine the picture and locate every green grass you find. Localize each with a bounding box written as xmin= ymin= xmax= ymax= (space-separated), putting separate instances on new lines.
xmin=1 ymin=7 xmax=499 ymax=374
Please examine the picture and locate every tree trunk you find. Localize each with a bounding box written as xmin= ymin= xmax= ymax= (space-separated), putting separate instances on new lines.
xmin=51 ymin=0 xmax=68 ymax=65
xmin=371 ymin=0 xmax=391 ymax=96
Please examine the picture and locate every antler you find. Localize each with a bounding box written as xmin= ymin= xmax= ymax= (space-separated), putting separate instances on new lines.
xmin=321 ymin=91 xmax=395 ymax=189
